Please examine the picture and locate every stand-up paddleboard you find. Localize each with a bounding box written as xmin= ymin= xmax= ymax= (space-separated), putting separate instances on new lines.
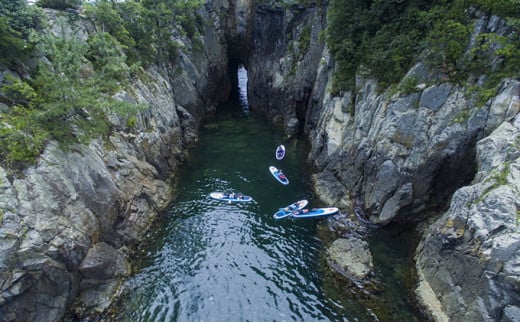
xmin=269 ymin=166 xmax=289 ymax=185
xmin=290 ymin=207 xmax=339 ymax=219
xmin=275 ymin=145 xmax=285 ymax=160
xmin=273 ymin=200 xmax=308 ymax=220
xmin=209 ymin=192 xmax=253 ymax=202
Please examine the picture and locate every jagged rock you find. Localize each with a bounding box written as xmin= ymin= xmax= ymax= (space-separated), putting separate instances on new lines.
xmin=415 ymin=119 xmax=520 ymax=321
xmin=2 ymin=2 xmax=519 ymax=322
xmin=419 ymin=83 xmax=453 ymax=111
xmin=74 ymin=243 xmax=129 ymax=315
xmin=503 ymin=305 xmax=520 ymax=322
xmin=307 ymin=68 xmax=519 ymax=225
xmin=311 ymin=172 xmax=351 ymax=209
xmin=248 ymin=1 xmax=326 ymax=140
xmin=291 ymin=9 xmax=520 ymax=321
xmin=79 ymin=242 xmax=128 ymax=280
xmin=0 ymin=0 xmax=231 ymax=320
xmin=285 ymin=117 xmax=300 ymax=139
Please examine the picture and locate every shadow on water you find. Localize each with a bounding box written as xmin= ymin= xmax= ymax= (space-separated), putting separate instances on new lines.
xmin=113 ymin=67 xmax=424 ymax=322
xmin=317 ymin=220 xmax=425 ymax=322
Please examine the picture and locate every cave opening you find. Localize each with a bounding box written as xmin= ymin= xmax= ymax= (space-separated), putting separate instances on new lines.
xmin=430 ymin=142 xmax=478 ymax=210
xmin=228 ymin=58 xmax=250 ymax=113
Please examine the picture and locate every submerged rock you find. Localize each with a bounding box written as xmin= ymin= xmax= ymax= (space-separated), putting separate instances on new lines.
xmin=327 ymin=238 xmax=373 ymax=281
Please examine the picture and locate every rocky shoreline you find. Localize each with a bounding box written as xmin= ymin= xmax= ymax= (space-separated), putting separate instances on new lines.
xmin=246 ymin=3 xmax=520 ymax=320
xmin=0 ymin=1 xmax=519 ymax=321
xmin=0 ymin=3 xmax=230 ymax=320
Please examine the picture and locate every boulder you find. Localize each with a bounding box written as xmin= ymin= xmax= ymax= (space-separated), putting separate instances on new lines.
xmin=79 ymin=243 xmax=129 ymax=280
xmin=327 ymin=237 xmax=373 ymax=281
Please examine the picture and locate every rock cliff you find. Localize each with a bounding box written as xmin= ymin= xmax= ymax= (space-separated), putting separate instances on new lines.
xmin=247 ymin=2 xmax=326 ymax=139
xmin=415 ymin=115 xmax=520 ymax=321
xmin=306 ymin=12 xmax=520 ymax=323
xmin=245 ymin=3 xmax=520 ymax=321
xmin=0 ymin=2 xmax=231 ymax=320
xmin=1 ymin=1 xmax=519 ymax=321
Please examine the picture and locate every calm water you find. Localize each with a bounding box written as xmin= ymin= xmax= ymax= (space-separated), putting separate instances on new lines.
xmin=115 ymin=93 xmax=422 ymax=321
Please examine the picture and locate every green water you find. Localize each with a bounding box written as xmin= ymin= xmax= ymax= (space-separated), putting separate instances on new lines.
xmin=115 ymin=99 xmax=422 ymax=321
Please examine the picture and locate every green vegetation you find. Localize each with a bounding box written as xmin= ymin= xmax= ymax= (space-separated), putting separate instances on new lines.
xmin=0 ymin=18 xmax=142 ymax=170
xmin=474 ymin=161 xmax=511 ymax=203
xmin=0 ymin=0 xmax=44 ymax=70
xmin=3 ymin=0 xmax=520 ymax=172
xmin=37 ymin=0 xmax=81 ymax=10
xmin=84 ymin=0 xmax=204 ymax=66
xmin=0 ymin=0 xmax=205 ymax=171
xmin=298 ymin=23 xmax=312 ymax=58
xmin=453 ymin=109 xmax=471 ymax=124
xmin=325 ymin=0 xmax=520 ymax=94
xmin=398 ymin=76 xmax=420 ymax=96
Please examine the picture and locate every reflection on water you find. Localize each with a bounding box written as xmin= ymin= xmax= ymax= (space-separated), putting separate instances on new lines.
xmin=116 ymin=102 xmax=350 ymax=321
xmin=114 ymin=96 xmax=422 ymax=322
xmin=237 ymin=64 xmax=249 ymax=114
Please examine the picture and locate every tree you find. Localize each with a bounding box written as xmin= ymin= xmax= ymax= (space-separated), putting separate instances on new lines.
xmin=37 ymin=0 xmax=81 ymax=10
xmin=87 ymin=32 xmax=130 ymax=91
xmin=83 ymin=0 xmax=135 ymax=51
xmin=0 ymin=0 xmax=43 ymax=68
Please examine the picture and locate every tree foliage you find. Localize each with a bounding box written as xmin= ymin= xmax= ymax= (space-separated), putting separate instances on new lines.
xmin=37 ymin=0 xmax=81 ymax=10
xmin=0 ymin=0 xmax=207 ymax=171
xmin=84 ymin=0 xmax=204 ymax=66
xmin=0 ymin=15 xmax=143 ymax=170
xmin=325 ymin=0 xmax=520 ymax=93
xmin=0 ymin=0 xmax=43 ymax=69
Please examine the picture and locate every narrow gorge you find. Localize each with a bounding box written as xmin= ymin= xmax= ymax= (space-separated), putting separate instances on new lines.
xmin=0 ymin=0 xmax=519 ymax=321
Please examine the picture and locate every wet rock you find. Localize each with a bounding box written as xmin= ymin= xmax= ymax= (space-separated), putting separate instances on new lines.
xmin=365 ymin=160 xmax=400 ymax=214
xmin=75 ymin=243 xmax=129 ymax=315
xmin=311 ymin=172 xmax=351 ymax=209
xmin=378 ymin=182 xmax=413 ymax=224
xmin=284 ymin=117 xmax=300 ymax=139
xmin=327 ymin=238 xmax=373 ymax=281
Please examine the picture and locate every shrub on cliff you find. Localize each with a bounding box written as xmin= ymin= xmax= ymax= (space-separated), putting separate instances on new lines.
xmin=37 ymin=0 xmax=81 ymax=10
xmin=0 ymin=0 xmax=43 ymax=70
xmin=84 ymin=0 xmax=203 ymax=66
xmin=326 ymin=0 xmax=520 ymax=94
xmin=0 ymin=0 xmax=207 ymax=172
xmin=0 ymin=17 xmax=143 ymax=171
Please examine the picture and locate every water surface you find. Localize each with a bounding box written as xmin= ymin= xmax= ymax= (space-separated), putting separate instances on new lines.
xmin=115 ymin=97 xmax=422 ymax=322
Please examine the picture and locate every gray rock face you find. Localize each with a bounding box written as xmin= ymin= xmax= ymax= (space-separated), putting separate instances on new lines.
xmin=1 ymin=2 xmax=518 ymax=322
xmin=0 ymin=1 xmax=231 ymax=320
xmin=419 ymin=83 xmax=453 ymax=111
xmin=306 ymin=61 xmax=520 ymax=226
xmin=247 ymin=2 xmax=326 ymax=140
xmin=414 ymin=119 xmax=520 ymax=321
xmin=327 ymin=238 xmax=373 ymax=281
xmin=281 ymin=8 xmax=520 ymax=321
xmin=244 ymin=9 xmax=520 ymax=320
xmin=301 ymin=8 xmax=520 ymax=227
